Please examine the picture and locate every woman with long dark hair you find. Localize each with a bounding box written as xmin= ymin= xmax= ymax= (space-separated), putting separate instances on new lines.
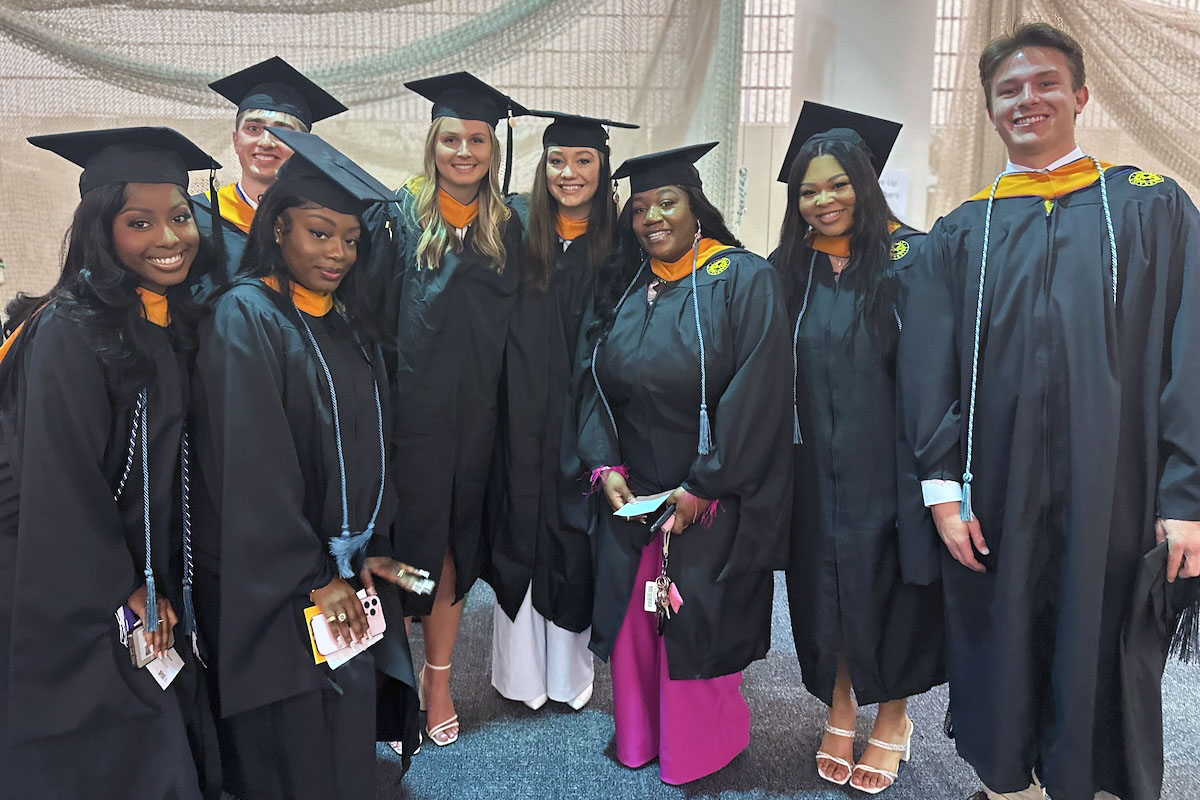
xmin=578 ymin=143 xmax=791 ymax=784
xmin=190 ymin=130 xmax=421 ymax=798
xmin=359 ymin=72 xmax=528 ymax=747
xmin=773 ymin=104 xmax=944 ymax=795
xmin=486 ymin=112 xmax=635 ymax=712
xmin=0 ymin=128 xmax=218 ymax=798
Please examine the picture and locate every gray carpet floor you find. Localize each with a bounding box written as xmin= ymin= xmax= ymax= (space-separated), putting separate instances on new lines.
xmin=376 ymin=574 xmax=1199 ymax=800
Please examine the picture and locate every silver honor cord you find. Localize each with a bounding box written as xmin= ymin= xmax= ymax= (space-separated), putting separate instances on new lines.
xmin=592 ymin=258 xmax=648 ymax=445
xmin=689 ymin=230 xmax=712 ymax=456
xmin=791 ymin=250 xmax=816 ymax=444
xmin=960 ymin=158 xmax=1116 ymax=523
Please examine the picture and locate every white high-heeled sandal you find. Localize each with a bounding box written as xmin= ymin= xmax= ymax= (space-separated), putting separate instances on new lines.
xmin=849 ymin=716 xmax=913 ymax=795
xmin=816 ymin=722 xmax=856 ymax=786
xmin=419 ymin=661 xmax=459 ymax=747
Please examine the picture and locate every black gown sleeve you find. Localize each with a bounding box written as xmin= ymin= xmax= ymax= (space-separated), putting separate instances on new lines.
xmin=6 ymin=314 xmax=149 ymax=743
xmin=897 ymin=218 xmax=964 ymax=484
xmin=893 ymin=233 xmax=944 ymax=585
xmin=682 ymin=259 xmax=793 ymax=579
xmin=195 ymin=292 xmax=333 ymax=715
xmin=1157 ymin=185 xmax=1200 ymax=521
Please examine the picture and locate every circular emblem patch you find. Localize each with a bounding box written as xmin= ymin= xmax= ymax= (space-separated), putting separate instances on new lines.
xmin=706 ymin=257 xmax=730 ymax=276
xmin=1128 ymin=171 xmax=1164 ymax=187
xmin=889 ymin=240 xmax=910 ymax=261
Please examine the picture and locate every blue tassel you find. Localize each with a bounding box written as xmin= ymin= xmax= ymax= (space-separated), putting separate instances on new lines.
xmin=960 ymin=481 xmax=973 ymax=522
xmin=792 ymin=406 xmax=803 ymax=445
xmin=329 ymin=526 xmax=374 ymax=578
xmin=697 ymin=405 xmax=712 ymax=456
xmin=143 ymin=571 xmax=159 ymax=632
xmin=182 ymin=584 xmax=196 ymax=636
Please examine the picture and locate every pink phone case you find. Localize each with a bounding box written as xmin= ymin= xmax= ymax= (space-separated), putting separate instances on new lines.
xmin=310 ymin=589 xmax=387 ymax=656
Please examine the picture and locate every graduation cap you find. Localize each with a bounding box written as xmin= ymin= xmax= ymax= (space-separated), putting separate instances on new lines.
xmin=529 ymin=110 xmax=639 ymax=155
xmin=612 ymin=142 xmax=719 ymax=195
xmin=28 ymin=126 xmax=220 ymax=197
xmin=777 ymin=102 xmax=902 ymax=183
xmin=405 ymin=71 xmax=530 ymax=194
xmin=1118 ymin=541 xmax=1200 ymax=799
xmin=210 ymin=56 xmax=347 ymax=130
xmin=268 ymin=128 xmax=391 ymax=216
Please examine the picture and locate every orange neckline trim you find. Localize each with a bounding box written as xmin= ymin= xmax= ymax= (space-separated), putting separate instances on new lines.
xmin=810 ymin=234 xmax=850 ymax=259
xmin=650 ymin=237 xmax=731 ymax=282
xmin=556 ymin=212 xmax=589 ymax=241
xmin=438 ymin=190 xmax=479 ymax=229
xmin=136 ymin=287 xmax=170 ymax=327
xmin=213 ymin=183 xmax=255 ymax=234
xmin=968 ymin=156 xmax=1116 ymax=202
xmin=262 ymin=276 xmax=333 ymax=317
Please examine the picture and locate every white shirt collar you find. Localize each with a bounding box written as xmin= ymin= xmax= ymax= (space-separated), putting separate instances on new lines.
xmin=235 ymin=181 xmax=260 ymax=211
xmin=1003 ymin=146 xmax=1085 ymax=175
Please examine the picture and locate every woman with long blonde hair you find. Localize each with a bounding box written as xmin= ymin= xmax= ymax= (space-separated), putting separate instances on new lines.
xmin=361 ymin=72 xmax=527 ymax=748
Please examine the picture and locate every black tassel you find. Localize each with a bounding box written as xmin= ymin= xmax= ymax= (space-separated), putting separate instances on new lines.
xmin=1169 ymin=578 xmax=1200 ymax=664
xmin=503 ymin=110 xmax=514 ymax=195
xmin=209 ymin=169 xmax=228 ymax=286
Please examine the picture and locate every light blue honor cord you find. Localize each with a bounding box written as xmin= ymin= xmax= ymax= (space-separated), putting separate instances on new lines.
xmin=960 ymin=158 xmax=1116 ymax=522
xmin=296 ymin=310 xmax=386 ymax=579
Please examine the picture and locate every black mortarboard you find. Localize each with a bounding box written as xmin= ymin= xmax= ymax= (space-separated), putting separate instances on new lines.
xmin=268 ymin=128 xmax=391 ymax=216
xmin=28 ymin=126 xmax=220 ymax=197
xmin=209 ymin=56 xmax=347 ymax=130
xmin=405 ymin=71 xmax=529 ymax=128
xmin=1117 ymin=541 xmax=1200 ymax=800
xmin=405 ymin=71 xmax=531 ymax=194
xmin=612 ymin=142 xmax=718 ymax=195
xmin=777 ymin=102 xmax=902 ymax=183
xmin=529 ymin=110 xmax=639 ymax=155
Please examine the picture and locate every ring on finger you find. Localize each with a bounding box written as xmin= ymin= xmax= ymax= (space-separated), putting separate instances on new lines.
xmin=337 ymin=612 xmax=348 ymax=622
xmin=326 ymin=614 xmax=337 ymax=623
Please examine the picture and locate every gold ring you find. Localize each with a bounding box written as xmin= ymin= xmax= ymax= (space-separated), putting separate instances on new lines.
xmin=326 ymin=615 xmax=337 ymax=623
xmin=336 ymin=612 xmax=348 ymax=622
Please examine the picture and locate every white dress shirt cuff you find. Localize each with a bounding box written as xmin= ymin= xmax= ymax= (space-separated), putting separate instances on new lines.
xmin=921 ymin=479 xmax=963 ymax=507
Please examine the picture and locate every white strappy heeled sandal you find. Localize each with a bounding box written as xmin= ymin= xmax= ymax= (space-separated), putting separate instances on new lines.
xmin=419 ymin=661 xmax=459 ymax=747
xmin=849 ymin=716 xmax=913 ymax=795
xmin=816 ymin=722 xmax=856 ymax=786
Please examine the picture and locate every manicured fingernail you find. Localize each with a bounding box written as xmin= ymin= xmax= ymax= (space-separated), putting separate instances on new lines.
xmin=979 ymin=546 xmax=990 ymax=555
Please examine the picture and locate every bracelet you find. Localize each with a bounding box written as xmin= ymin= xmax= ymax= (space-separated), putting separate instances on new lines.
xmin=589 ymin=464 xmax=629 ymax=491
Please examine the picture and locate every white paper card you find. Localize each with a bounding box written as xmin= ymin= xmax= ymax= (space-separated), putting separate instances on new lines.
xmin=146 ymin=647 xmax=184 ymax=690
xmin=614 ymin=490 xmax=672 ymax=519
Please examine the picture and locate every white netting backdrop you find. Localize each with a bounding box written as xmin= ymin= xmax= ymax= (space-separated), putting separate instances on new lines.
xmin=930 ymin=0 xmax=1200 ymax=219
xmin=0 ymin=0 xmax=745 ymax=305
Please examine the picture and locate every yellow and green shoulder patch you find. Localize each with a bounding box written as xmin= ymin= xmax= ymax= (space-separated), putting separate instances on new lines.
xmin=1128 ymin=171 xmax=1164 ymax=187
xmin=706 ymin=256 xmax=731 ymax=276
xmin=889 ymin=240 xmax=910 ymax=261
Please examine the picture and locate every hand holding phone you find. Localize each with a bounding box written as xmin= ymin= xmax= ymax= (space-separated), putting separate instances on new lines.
xmin=310 ymin=589 xmax=387 ymax=656
xmin=359 ymin=556 xmax=436 ymax=596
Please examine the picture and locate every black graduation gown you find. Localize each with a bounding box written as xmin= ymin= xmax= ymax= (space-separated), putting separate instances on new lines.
xmin=361 ymin=185 xmax=522 ymax=616
xmin=897 ymin=165 xmax=1200 ymax=800
xmin=484 ymin=219 xmax=598 ymax=632
xmin=190 ymin=191 xmax=247 ymax=299
xmin=775 ymin=227 xmax=945 ymax=708
xmin=0 ymin=304 xmax=207 ymax=798
xmin=1118 ymin=542 xmax=1200 ymax=800
xmin=190 ymin=280 xmax=418 ymax=794
xmin=579 ymin=249 xmax=793 ymax=679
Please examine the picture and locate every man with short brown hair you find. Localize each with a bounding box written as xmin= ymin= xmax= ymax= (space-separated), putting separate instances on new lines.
xmin=899 ymin=21 xmax=1200 ymax=800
